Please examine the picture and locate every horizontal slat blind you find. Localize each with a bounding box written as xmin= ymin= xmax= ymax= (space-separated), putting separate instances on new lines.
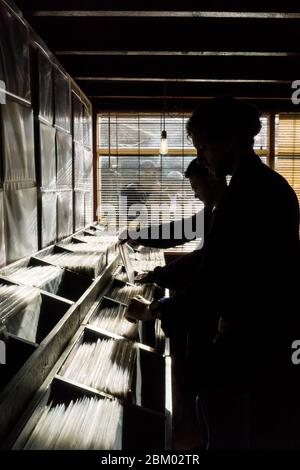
xmin=99 ymin=153 xmax=203 ymax=226
xmin=97 ymin=113 xmax=269 ymax=229
xmin=98 ymin=114 xmax=194 ymax=151
xmin=254 ymin=116 xmax=268 ymax=152
xmin=255 ymin=116 xmax=268 ymax=164
xmin=98 ymin=114 xmax=269 ymax=154
xmin=276 ymin=114 xmax=300 ymax=205
xmin=98 ymin=114 xmax=202 ymax=228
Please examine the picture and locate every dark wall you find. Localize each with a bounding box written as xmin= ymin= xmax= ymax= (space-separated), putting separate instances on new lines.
xmin=0 ymin=0 xmax=93 ymax=266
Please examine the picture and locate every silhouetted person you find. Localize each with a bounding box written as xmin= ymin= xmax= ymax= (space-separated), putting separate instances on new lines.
xmin=124 ymin=160 xmax=227 ymax=449
xmin=134 ymin=159 xmax=226 ymax=291
xmin=126 ymin=96 xmax=300 ymax=449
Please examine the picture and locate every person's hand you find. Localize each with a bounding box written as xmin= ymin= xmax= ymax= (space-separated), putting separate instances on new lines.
xmin=125 ymin=295 xmax=153 ymax=322
xmin=134 ymin=272 xmax=150 ymax=284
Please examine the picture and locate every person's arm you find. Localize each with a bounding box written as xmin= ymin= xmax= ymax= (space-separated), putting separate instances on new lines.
xmin=139 ymin=248 xmax=203 ymax=290
xmin=157 ymin=292 xmax=215 ymax=337
xmin=132 ymin=209 xmax=207 ymax=249
xmin=126 ymin=286 xmax=218 ymax=340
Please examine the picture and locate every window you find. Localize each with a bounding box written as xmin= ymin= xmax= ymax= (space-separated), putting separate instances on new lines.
xmin=97 ymin=113 xmax=270 ymax=229
xmin=255 ymin=116 xmax=268 ymax=164
xmin=97 ymin=114 xmax=202 ymax=229
xmin=275 ymin=114 xmax=300 ymax=205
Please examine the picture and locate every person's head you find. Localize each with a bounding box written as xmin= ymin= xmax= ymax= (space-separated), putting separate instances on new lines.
xmin=140 ymin=160 xmax=158 ymax=184
xmin=185 ymin=158 xmax=226 ymax=206
xmin=165 ymin=171 xmax=183 ymax=194
xmin=186 ymin=96 xmax=261 ymax=177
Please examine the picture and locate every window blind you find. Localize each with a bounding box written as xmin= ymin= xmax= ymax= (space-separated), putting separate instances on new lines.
xmin=255 ymin=116 xmax=268 ymax=164
xmin=97 ymin=113 xmax=269 ymax=229
xmin=97 ymin=114 xmax=202 ymax=229
xmin=275 ymin=114 xmax=300 ymax=205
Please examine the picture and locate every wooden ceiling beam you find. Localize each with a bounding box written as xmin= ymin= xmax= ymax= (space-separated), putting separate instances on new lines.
xmin=28 ymin=11 xmax=300 ymax=18
xmin=89 ymin=95 xmax=292 ymax=100
xmin=79 ymin=81 xmax=292 ymax=98
xmin=13 ymin=0 xmax=300 ymax=13
xmin=58 ymin=55 xmax=300 ymax=80
xmin=21 ymin=17 xmax=300 ymax=53
xmin=75 ymin=78 xmax=291 ymax=83
xmin=55 ymin=51 xmax=300 ymax=57
xmin=92 ymin=97 xmax=299 ymax=113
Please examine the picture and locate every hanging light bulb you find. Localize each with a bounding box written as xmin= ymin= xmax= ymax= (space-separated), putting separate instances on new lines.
xmin=160 ymin=129 xmax=168 ymax=155
xmin=160 ymin=83 xmax=168 ymax=155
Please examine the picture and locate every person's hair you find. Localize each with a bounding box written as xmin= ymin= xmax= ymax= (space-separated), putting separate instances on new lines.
xmin=140 ymin=160 xmax=157 ymax=171
xmin=184 ymin=158 xmax=210 ymax=179
xmin=166 ymin=170 xmax=183 ymax=182
xmin=186 ymin=96 xmax=261 ymax=147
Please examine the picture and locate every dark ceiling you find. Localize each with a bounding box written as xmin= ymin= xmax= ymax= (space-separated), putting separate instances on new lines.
xmin=14 ymin=0 xmax=300 ymax=112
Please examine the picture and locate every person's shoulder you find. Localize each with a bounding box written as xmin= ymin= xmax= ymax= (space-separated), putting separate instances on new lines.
xmin=242 ymin=155 xmax=297 ymax=201
xmin=259 ymin=162 xmax=298 ymax=201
